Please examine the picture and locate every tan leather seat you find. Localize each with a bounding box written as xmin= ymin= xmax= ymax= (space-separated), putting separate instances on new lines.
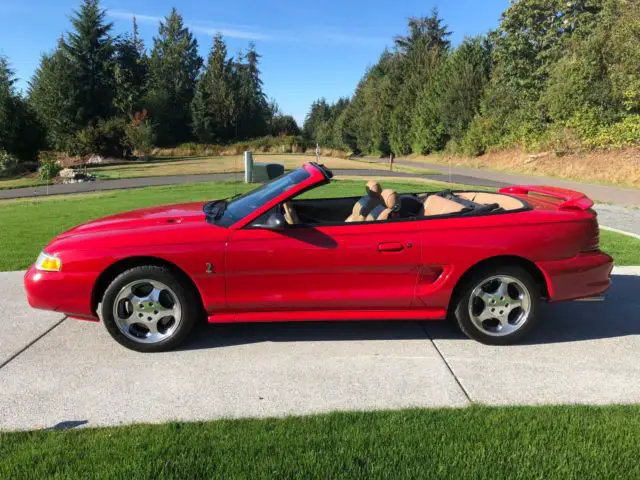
xmin=282 ymin=201 xmax=300 ymax=225
xmin=366 ymin=189 xmax=400 ymax=221
xmin=346 ymin=180 xmax=383 ymax=222
xmin=456 ymin=192 xmax=524 ymax=211
xmin=422 ymin=195 xmax=466 ymax=216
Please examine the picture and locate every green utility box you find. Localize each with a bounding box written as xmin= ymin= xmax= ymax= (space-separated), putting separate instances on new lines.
xmin=252 ymin=163 xmax=285 ymax=182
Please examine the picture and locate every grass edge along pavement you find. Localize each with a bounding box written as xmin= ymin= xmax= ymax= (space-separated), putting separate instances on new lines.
xmin=1 ymin=405 xmax=639 ymax=479
xmin=0 ymin=179 xmax=638 ymax=272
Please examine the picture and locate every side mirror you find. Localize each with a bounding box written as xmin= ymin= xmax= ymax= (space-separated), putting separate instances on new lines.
xmin=252 ymin=211 xmax=287 ymax=230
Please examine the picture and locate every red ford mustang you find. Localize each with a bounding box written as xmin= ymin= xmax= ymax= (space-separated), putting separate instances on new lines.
xmin=24 ymin=162 xmax=613 ymax=352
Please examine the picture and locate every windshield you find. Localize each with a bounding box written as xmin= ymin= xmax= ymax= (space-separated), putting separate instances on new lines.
xmin=206 ymin=168 xmax=311 ymax=227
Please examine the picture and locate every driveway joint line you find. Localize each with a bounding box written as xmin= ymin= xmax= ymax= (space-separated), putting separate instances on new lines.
xmin=421 ymin=322 xmax=473 ymax=405
xmin=0 ymin=316 xmax=67 ymax=371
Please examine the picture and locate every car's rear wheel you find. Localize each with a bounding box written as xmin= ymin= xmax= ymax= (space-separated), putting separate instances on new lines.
xmin=452 ymin=265 xmax=540 ymax=345
xmin=101 ymin=266 xmax=199 ymax=352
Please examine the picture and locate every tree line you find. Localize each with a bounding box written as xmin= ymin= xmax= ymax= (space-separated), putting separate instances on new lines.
xmin=0 ymin=0 xmax=299 ymax=172
xmin=304 ymin=0 xmax=640 ymax=157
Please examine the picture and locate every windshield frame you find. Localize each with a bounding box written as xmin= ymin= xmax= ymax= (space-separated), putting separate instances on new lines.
xmin=204 ymin=163 xmax=328 ymax=229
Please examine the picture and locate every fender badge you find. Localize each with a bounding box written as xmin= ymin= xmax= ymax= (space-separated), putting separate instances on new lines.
xmin=206 ymin=263 xmax=215 ymax=274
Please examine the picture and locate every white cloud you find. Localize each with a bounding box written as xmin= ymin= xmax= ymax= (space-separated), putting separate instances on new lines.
xmin=107 ymin=10 xmax=269 ymax=41
xmin=107 ymin=10 xmax=385 ymax=46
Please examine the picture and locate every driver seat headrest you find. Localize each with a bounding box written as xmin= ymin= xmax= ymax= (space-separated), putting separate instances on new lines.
xmin=365 ymin=180 xmax=382 ymax=196
xmin=366 ymin=189 xmax=400 ymax=221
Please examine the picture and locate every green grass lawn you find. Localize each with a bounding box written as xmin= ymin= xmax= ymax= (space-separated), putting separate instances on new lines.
xmin=0 ymin=179 xmax=637 ymax=271
xmin=599 ymin=229 xmax=639 ymax=266
xmin=1 ymin=406 xmax=639 ymax=479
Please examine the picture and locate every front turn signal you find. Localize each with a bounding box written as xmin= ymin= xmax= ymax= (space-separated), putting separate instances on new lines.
xmin=35 ymin=252 xmax=62 ymax=272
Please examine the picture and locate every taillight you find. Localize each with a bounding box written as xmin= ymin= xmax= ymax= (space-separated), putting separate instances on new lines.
xmin=582 ymin=213 xmax=600 ymax=252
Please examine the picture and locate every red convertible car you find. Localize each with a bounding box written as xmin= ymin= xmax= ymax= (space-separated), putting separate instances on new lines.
xmin=25 ymin=162 xmax=613 ymax=352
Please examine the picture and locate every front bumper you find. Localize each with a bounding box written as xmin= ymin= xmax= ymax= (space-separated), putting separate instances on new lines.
xmin=24 ymin=266 xmax=98 ymax=320
xmin=536 ymin=251 xmax=614 ymax=302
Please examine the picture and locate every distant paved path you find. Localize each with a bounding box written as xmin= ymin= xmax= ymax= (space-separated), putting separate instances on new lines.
xmin=370 ymin=157 xmax=640 ymax=207
xmin=595 ymin=204 xmax=640 ymax=236
xmin=0 ymin=169 xmax=505 ymax=201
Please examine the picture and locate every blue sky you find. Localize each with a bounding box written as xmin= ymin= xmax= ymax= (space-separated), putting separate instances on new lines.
xmin=0 ymin=0 xmax=509 ymax=124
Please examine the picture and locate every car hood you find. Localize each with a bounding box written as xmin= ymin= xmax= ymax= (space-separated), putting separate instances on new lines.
xmin=57 ymin=202 xmax=208 ymax=239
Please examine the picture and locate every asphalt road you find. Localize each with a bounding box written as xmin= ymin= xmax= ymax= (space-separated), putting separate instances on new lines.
xmin=1 ymin=267 xmax=639 ymax=431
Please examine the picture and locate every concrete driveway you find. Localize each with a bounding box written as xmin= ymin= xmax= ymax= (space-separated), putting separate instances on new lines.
xmin=1 ymin=268 xmax=639 ymax=431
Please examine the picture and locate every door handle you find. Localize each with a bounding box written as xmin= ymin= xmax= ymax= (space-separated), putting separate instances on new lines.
xmin=378 ymin=242 xmax=405 ymax=252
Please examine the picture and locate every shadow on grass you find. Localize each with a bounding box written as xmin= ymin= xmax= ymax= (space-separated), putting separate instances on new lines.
xmin=182 ymin=274 xmax=639 ymax=350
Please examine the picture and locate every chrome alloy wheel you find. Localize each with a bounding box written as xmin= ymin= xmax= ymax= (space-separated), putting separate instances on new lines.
xmin=112 ymin=279 xmax=182 ymax=344
xmin=468 ymin=275 xmax=532 ymax=337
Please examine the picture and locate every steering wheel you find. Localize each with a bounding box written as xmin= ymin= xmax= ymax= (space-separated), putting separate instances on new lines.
xmin=282 ymin=202 xmax=300 ymax=225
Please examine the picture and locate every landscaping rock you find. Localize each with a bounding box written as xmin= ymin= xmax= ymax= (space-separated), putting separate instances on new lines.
xmin=59 ymin=168 xmax=96 ymax=184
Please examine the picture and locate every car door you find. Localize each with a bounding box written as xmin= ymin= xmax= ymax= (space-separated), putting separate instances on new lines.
xmin=225 ymin=219 xmax=422 ymax=312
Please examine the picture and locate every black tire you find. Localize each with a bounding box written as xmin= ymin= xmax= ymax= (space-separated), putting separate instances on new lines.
xmin=101 ymin=265 xmax=200 ymax=352
xmin=452 ymin=265 xmax=540 ymax=345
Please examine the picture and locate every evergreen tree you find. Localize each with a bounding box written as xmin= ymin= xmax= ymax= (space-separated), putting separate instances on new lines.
xmin=28 ymin=41 xmax=79 ymax=150
xmin=0 ymin=56 xmax=45 ymax=162
xmin=270 ymin=114 xmax=300 ymax=136
xmin=233 ymin=43 xmax=269 ymax=139
xmin=393 ymin=9 xmax=451 ymax=54
xmin=191 ymin=33 xmax=236 ymax=142
xmin=113 ymin=18 xmax=148 ymax=117
xmin=146 ymin=8 xmax=202 ymax=145
xmin=63 ymin=0 xmax=115 ymax=125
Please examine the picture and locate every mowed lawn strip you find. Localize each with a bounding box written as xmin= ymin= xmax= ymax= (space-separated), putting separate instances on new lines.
xmin=0 ymin=179 xmax=637 ymax=271
xmin=1 ymin=405 xmax=639 ymax=479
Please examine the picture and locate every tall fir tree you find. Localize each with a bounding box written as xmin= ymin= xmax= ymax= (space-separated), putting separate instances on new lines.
xmin=191 ymin=33 xmax=236 ymax=143
xmin=113 ymin=18 xmax=149 ymax=117
xmin=234 ymin=43 xmax=269 ymax=139
xmin=28 ymin=40 xmax=80 ymax=150
xmin=63 ymin=0 xmax=115 ymax=126
xmin=0 ymin=56 xmax=45 ymax=162
xmin=146 ymin=8 xmax=202 ymax=145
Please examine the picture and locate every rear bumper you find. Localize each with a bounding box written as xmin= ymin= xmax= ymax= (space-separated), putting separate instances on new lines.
xmin=536 ymin=251 xmax=614 ymax=302
xmin=24 ymin=267 xmax=98 ymax=320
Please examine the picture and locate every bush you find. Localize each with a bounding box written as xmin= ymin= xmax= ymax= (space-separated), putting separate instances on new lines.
xmin=590 ymin=115 xmax=640 ymax=149
xmin=0 ymin=149 xmax=20 ymax=177
xmin=126 ymin=111 xmax=155 ymax=159
xmin=37 ymin=151 xmax=60 ymax=180
xmin=68 ymin=117 xmax=128 ymax=158
xmin=461 ymin=116 xmax=492 ymax=156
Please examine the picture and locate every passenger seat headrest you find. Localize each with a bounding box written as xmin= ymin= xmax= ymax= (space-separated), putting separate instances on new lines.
xmin=366 ymin=180 xmax=382 ymax=196
xmin=381 ymin=189 xmax=399 ymax=211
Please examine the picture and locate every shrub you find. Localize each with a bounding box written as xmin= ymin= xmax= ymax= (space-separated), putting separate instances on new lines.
xmin=590 ymin=115 xmax=640 ymax=149
xmin=69 ymin=117 xmax=128 ymax=158
xmin=461 ymin=116 xmax=492 ymax=156
xmin=126 ymin=111 xmax=155 ymax=160
xmin=37 ymin=151 xmax=61 ymax=180
xmin=0 ymin=149 xmax=20 ymax=177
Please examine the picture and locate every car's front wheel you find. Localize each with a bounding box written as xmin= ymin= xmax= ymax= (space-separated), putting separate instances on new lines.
xmin=452 ymin=265 xmax=540 ymax=345
xmin=101 ymin=266 xmax=199 ymax=352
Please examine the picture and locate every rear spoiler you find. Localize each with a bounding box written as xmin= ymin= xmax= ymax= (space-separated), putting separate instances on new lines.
xmin=498 ymin=185 xmax=594 ymax=210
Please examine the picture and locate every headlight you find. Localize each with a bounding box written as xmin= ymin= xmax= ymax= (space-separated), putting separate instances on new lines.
xmin=35 ymin=252 xmax=62 ymax=272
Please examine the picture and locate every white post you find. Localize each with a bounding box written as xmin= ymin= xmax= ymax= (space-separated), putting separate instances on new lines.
xmin=244 ymin=151 xmax=254 ymax=183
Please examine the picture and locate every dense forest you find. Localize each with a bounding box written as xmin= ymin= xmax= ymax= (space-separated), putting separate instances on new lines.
xmin=0 ymin=0 xmax=299 ymax=174
xmin=304 ymin=0 xmax=640 ymax=157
